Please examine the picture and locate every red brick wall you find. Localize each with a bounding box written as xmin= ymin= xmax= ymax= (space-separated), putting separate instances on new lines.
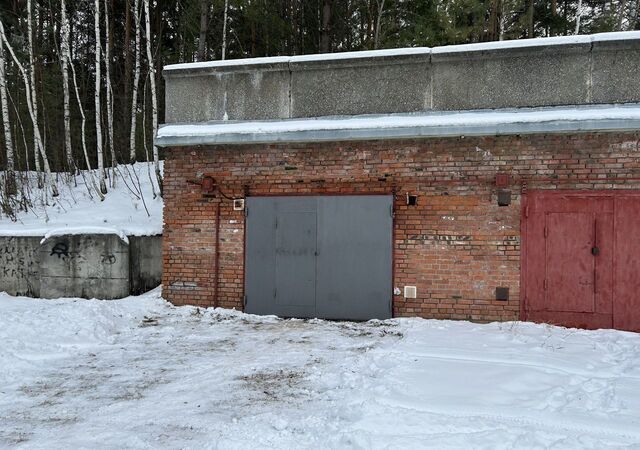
xmin=162 ymin=132 xmax=640 ymax=321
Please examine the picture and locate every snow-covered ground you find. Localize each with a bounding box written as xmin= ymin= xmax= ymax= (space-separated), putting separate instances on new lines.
xmin=0 ymin=162 xmax=163 ymax=237
xmin=1 ymin=290 xmax=639 ymax=449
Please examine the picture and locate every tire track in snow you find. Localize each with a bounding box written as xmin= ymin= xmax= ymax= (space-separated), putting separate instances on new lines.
xmin=366 ymin=399 xmax=640 ymax=443
xmin=380 ymin=350 xmax=640 ymax=381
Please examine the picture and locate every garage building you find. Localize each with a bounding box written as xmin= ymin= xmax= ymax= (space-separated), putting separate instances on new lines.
xmin=156 ymin=32 xmax=640 ymax=332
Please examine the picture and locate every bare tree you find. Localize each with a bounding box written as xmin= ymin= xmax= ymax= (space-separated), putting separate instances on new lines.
xmin=94 ymin=0 xmax=107 ymax=195
xmin=222 ymin=0 xmax=229 ymax=60
xmin=487 ymin=0 xmax=501 ymax=41
xmin=320 ymin=0 xmax=332 ymax=53
xmin=197 ymin=0 xmax=209 ymax=61
xmin=130 ymin=0 xmax=142 ymax=163
xmin=60 ymin=0 xmax=74 ymax=175
xmin=632 ymin=0 xmax=640 ymax=29
xmin=70 ymin=59 xmax=103 ymax=200
xmin=0 ymin=19 xmax=58 ymax=197
xmin=575 ymin=0 xmax=583 ymax=33
xmin=144 ymin=0 xmax=162 ymax=195
xmin=27 ymin=0 xmax=41 ymax=182
xmin=124 ymin=0 xmax=133 ymax=104
xmin=527 ymin=0 xmax=535 ymax=37
xmin=104 ymin=0 xmax=116 ymax=175
xmin=0 ymin=33 xmax=15 ymax=195
xmin=373 ymin=0 xmax=385 ymax=49
xmin=617 ymin=0 xmax=629 ymax=30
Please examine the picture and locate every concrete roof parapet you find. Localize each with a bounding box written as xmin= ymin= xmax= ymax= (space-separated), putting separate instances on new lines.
xmin=162 ymin=31 xmax=640 ymax=124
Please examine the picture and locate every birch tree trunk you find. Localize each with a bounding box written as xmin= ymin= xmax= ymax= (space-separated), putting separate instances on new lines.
xmin=104 ymin=0 xmax=116 ymax=174
xmin=617 ymin=0 xmax=628 ymax=30
xmin=124 ymin=0 xmax=132 ymax=104
xmin=0 ymin=19 xmax=58 ymax=197
xmin=144 ymin=0 xmax=162 ymax=195
xmin=221 ymin=0 xmax=229 ymax=60
xmin=94 ymin=0 xmax=107 ymax=195
xmin=70 ymin=58 xmax=104 ymax=200
xmin=0 ymin=35 xmax=15 ymax=195
xmin=60 ymin=0 xmax=74 ymax=176
xmin=575 ymin=0 xmax=583 ymax=33
xmin=130 ymin=0 xmax=142 ymax=163
xmin=633 ymin=0 xmax=640 ymax=30
xmin=27 ymin=0 xmax=41 ymax=182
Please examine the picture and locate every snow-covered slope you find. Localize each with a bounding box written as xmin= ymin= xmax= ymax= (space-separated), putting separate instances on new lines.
xmin=1 ymin=290 xmax=639 ymax=449
xmin=0 ymin=162 xmax=163 ymax=237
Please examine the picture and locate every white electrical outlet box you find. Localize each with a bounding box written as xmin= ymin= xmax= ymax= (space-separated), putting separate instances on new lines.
xmin=233 ymin=199 xmax=245 ymax=211
xmin=404 ymin=286 xmax=417 ymax=299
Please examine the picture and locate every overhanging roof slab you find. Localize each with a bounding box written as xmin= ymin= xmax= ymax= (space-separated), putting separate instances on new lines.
xmin=156 ymin=104 xmax=640 ymax=147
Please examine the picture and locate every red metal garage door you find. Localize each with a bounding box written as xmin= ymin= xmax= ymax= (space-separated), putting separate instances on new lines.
xmin=522 ymin=191 xmax=640 ymax=332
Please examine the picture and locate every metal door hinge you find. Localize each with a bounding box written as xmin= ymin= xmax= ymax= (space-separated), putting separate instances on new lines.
xmin=244 ymin=207 xmax=249 ymax=217
xmin=244 ymin=295 xmax=247 ymax=305
xmin=544 ymin=279 xmax=548 ymax=290
xmin=525 ymin=206 xmax=530 ymax=218
xmin=273 ymin=288 xmax=277 ymax=298
xmin=544 ymin=225 xmax=548 ymax=238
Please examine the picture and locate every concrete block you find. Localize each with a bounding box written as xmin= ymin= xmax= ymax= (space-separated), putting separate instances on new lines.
xmin=591 ymin=38 xmax=640 ymax=104
xmin=164 ymin=63 xmax=290 ymax=123
xmin=39 ymin=277 xmax=130 ymax=300
xmin=0 ymin=236 xmax=41 ymax=296
xmin=429 ymin=43 xmax=591 ymax=111
xmin=39 ymin=234 xmax=129 ymax=299
xmin=129 ymin=235 xmax=162 ymax=295
xmin=290 ymin=54 xmax=431 ymax=117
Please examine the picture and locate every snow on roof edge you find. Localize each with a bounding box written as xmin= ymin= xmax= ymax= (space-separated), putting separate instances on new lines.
xmin=164 ymin=31 xmax=640 ymax=72
xmin=0 ymin=227 xmax=162 ymax=239
xmin=157 ymin=103 xmax=640 ymax=137
xmin=155 ymin=104 xmax=640 ymax=147
xmin=40 ymin=227 xmax=130 ymax=245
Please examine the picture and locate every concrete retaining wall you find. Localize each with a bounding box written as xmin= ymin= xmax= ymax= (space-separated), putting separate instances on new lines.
xmin=163 ymin=33 xmax=640 ymax=123
xmin=0 ymin=234 xmax=162 ymax=299
xmin=0 ymin=236 xmax=41 ymax=297
xmin=129 ymin=235 xmax=163 ymax=295
xmin=39 ymin=234 xmax=130 ymax=299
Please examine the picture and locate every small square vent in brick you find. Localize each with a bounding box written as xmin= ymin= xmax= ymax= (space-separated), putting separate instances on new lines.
xmin=404 ymin=286 xmax=417 ymax=299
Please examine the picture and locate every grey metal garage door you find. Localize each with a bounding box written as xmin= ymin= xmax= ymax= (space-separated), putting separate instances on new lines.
xmin=244 ymin=195 xmax=393 ymax=320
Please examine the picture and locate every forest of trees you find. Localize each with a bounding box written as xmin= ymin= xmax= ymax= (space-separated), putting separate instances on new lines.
xmin=0 ymin=0 xmax=638 ymax=206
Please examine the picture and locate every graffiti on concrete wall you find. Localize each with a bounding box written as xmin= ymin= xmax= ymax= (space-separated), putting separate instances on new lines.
xmin=50 ymin=242 xmax=69 ymax=258
xmin=47 ymin=240 xmax=89 ymax=264
xmin=101 ymin=254 xmax=117 ymax=265
xmin=44 ymin=239 xmax=119 ymax=272
xmin=0 ymin=239 xmax=39 ymax=281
